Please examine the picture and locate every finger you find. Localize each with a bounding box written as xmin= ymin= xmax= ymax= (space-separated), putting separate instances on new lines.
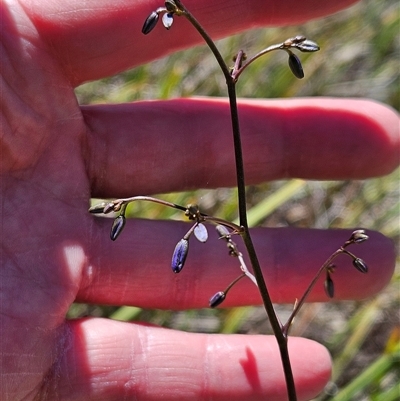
xmin=77 ymin=218 xmax=395 ymax=308
xmin=49 ymin=318 xmax=331 ymax=401
xmin=83 ymin=98 xmax=399 ymax=198
xmin=27 ymin=0 xmax=359 ymax=84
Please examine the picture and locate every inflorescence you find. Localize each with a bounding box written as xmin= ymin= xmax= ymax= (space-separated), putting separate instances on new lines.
xmin=90 ymin=198 xmax=369 ymax=307
xmin=89 ymin=0 xmax=368 ymax=311
xmin=142 ymin=1 xmax=320 ymax=80
xmin=90 ymin=3 xmax=370 ymax=399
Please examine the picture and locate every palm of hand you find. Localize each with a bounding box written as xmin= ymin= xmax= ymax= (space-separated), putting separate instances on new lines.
xmin=2 ymin=23 xmax=91 ymax=395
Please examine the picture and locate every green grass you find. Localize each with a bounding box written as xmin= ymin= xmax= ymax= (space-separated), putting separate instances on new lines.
xmin=74 ymin=0 xmax=399 ymax=399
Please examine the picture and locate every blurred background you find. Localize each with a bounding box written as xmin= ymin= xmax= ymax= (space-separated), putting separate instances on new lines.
xmin=73 ymin=0 xmax=399 ymax=399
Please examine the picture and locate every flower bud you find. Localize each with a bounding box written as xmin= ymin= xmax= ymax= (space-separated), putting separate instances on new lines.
xmin=171 ymin=239 xmax=189 ymax=273
xmin=216 ymin=225 xmax=230 ymax=238
xmin=296 ymin=39 xmax=320 ymax=52
xmin=324 ymin=272 xmax=334 ymax=298
xmin=352 ymin=258 xmax=368 ymax=273
xmin=165 ymin=1 xmax=177 ymax=12
xmin=209 ymin=291 xmax=226 ymax=308
xmin=288 ymin=53 xmax=304 ymax=79
xmin=349 ymin=230 xmax=369 ymax=244
xmin=89 ymin=202 xmax=108 ymax=214
xmin=194 ymin=223 xmax=208 ymax=243
xmin=110 ymin=215 xmax=126 ymax=241
xmin=162 ymin=13 xmax=174 ymax=30
xmin=142 ymin=11 xmax=159 ymax=35
xmin=103 ymin=202 xmax=116 ymax=214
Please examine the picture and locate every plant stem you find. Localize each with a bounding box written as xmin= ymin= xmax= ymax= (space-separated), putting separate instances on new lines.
xmin=177 ymin=2 xmax=298 ymax=398
xmin=178 ymin=6 xmax=231 ymax=81
xmin=282 ymin=248 xmax=344 ymax=337
xmin=242 ymin=229 xmax=297 ymax=400
xmin=226 ymin=84 xmax=248 ymax=227
xmin=228 ymin=81 xmax=297 ymax=400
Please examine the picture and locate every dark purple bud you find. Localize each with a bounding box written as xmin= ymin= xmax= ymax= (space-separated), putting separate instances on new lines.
xmin=142 ymin=11 xmax=159 ymax=35
xmin=110 ymin=215 xmax=126 ymax=241
xmin=103 ymin=202 xmax=116 ymax=214
xmin=352 ymin=258 xmax=368 ymax=273
xmin=349 ymin=230 xmax=369 ymax=244
xmin=165 ymin=1 xmax=177 ymax=12
xmin=209 ymin=291 xmax=226 ymax=308
xmin=288 ymin=53 xmax=304 ymax=79
xmin=324 ymin=272 xmax=334 ymax=298
xmin=89 ymin=202 xmax=108 ymax=214
xmin=296 ymin=39 xmax=320 ymax=52
xmin=171 ymin=239 xmax=189 ymax=273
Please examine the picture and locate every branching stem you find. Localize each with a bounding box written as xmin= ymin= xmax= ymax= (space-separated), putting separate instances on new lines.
xmin=94 ymin=5 xmax=367 ymax=401
xmin=178 ymin=4 xmax=298 ymax=399
xmin=282 ymin=248 xmax=344 ymax=336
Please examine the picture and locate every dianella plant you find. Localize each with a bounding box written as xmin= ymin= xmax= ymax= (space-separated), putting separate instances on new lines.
xmin=89 ymin=1 xmax=370 ymax=400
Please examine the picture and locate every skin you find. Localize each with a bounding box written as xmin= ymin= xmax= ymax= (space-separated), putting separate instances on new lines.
xmin=1 ymin=0 xmax=399 ymax=400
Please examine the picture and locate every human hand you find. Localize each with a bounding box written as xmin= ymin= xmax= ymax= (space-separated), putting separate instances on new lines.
xmin=1 ymin=1 xmax=398 ymax=400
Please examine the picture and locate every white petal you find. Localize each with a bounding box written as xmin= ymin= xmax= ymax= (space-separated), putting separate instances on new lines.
xmin=162 ymin=13 xmax=174 ymax=30
xmin=194 ymin=223 xmax=208 ymax=243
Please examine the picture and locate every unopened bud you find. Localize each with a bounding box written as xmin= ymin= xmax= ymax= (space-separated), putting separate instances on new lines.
xmin=162 ymin=13 xmax=174 ymax=30
xmin=288 ymin=53 xmax=304 ymax=79
xmin=216 ymin=225 xmax=230 ymax=239
xmin=296 ymin=39 xmax=320 ymax=52
xmin=349 ymin=230 xmax=369 ymax=244
xmin=110 ymin=215 xmax=126 ymax=241
xmin=89 ymin=202 xmax=108 ymax=214
xmin=103 ymin=202 xmax=116 ymax=214
xmin=171 ymin=239 xmax=189 ymax=273
xmin=194 ymin=223 xmax=208 ymax=243
xmin=324 ymin=272 xmax=334 ymax=298
xmin=209 ymin=291 xmax=226 ymax=308
xmin=142 ymin=11 xmax=159 ymax=35
xmin=165 ymin=1 xmax=177 ymax=13
xmin=352 ymin=258 xmax=368 ymax=273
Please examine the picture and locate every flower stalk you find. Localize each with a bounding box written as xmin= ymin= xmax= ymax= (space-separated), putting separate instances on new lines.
xmin=89 ymin=3 xmax=370 ymax=400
